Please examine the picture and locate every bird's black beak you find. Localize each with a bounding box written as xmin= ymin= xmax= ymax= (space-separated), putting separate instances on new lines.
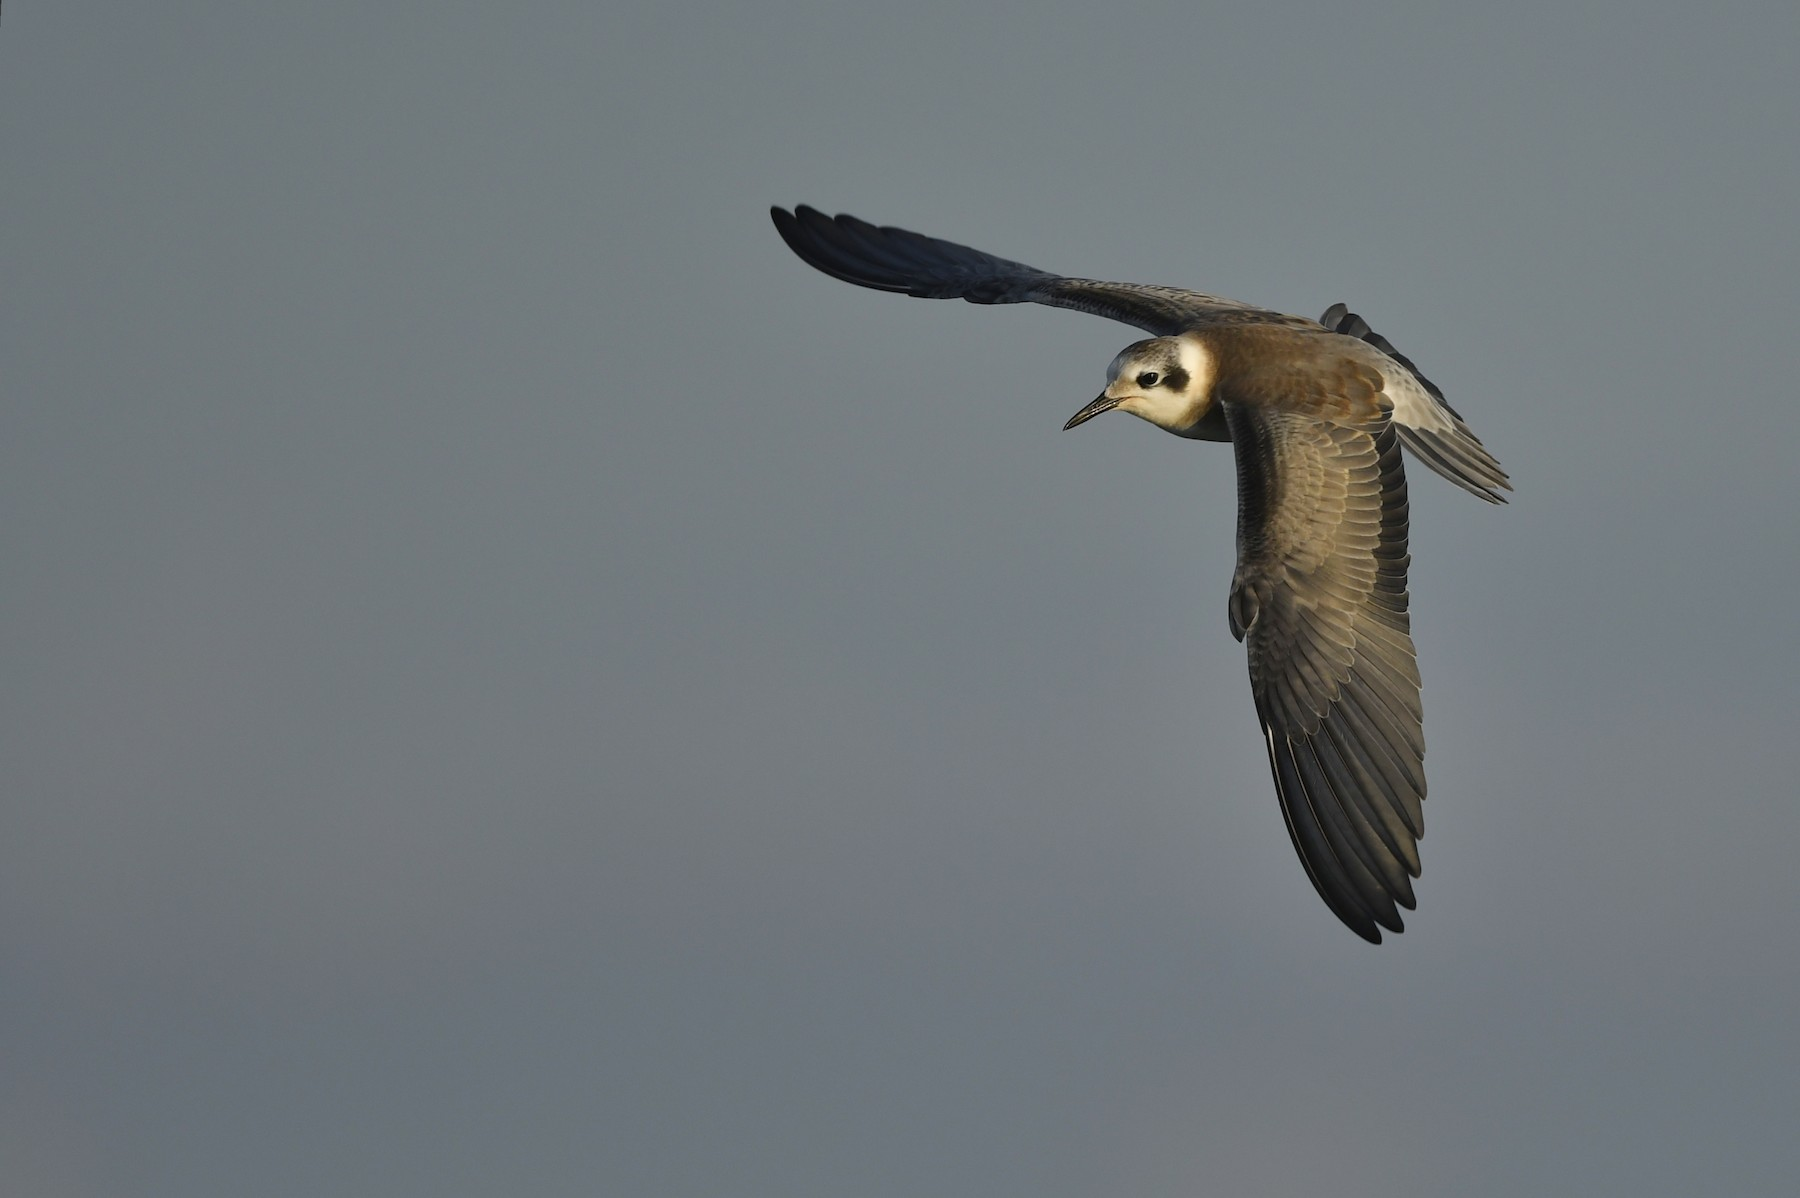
xmin=1063 ymin=393 xmax=1122 ymax=431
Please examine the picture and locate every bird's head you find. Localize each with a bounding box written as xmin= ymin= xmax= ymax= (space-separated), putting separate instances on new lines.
xmin=1064 ymin=333 xmax=1217 ymax=437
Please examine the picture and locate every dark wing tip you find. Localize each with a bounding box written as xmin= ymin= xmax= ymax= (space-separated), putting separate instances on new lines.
xmin=770 ymin=204 xmax=1065 ymax=308
xmin=1268 ymin=728 xmax=1416 ymax=945
xmin=771 ymin=204 xmax=922 ymax=294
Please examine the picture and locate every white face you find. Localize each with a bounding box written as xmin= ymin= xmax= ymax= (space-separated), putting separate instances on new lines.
xmin=1103 ymin=334 xmax=1216 ymax=434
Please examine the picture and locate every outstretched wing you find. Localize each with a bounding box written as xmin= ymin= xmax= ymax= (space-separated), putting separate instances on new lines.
xmin=774 ymin=207 xmax=1510 ymax=502
xmin=1223 ymin=399 xmax=1424 ymax=943
xmin=1321 ymin=302 xmax=1512 ymax=504
xmin=773 ymin=205 xmax=1316 ymax=336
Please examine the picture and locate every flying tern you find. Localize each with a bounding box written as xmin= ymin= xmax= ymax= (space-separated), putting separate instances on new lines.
xmin=771 ymin=205 xmax=1508 ymax=943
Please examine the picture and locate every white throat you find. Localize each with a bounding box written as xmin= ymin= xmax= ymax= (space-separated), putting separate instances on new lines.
xmin=1112 ymin=333 xmax=1218 ymax=436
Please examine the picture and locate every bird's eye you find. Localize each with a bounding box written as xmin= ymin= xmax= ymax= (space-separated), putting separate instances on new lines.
xmin=1137 ymin=371 xmax=1160 ymax=387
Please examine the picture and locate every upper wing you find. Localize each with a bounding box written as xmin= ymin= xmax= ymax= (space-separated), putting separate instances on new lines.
xmin=1223 ymin=398 xmax=1425 ymax=943
xmin=773 ymin=205 xmax=1316 ymax=336
xmin=775 ymin=207 xmax=1511 ymax=501
xmin=1321 ymin=302 xmax=1512 ymax=504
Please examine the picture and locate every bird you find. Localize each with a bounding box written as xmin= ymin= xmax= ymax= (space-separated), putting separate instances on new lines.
xmin=770 ymin=205 xmax=1509 ymax=943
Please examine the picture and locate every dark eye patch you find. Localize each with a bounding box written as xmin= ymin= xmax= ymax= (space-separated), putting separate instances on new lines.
xmin=1162 ymin=366 xmax=1189 ymax=391
xmin=1136 ymin=371 xmax=1160 ymax=387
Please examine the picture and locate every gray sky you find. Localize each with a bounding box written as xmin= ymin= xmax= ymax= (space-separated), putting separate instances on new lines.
xmin=5 ymin=2 xmax=1798 ymax=1195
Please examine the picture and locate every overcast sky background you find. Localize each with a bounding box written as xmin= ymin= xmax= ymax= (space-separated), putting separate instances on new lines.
xmin=4 ymin=3 xmax=1798 ymax=1196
